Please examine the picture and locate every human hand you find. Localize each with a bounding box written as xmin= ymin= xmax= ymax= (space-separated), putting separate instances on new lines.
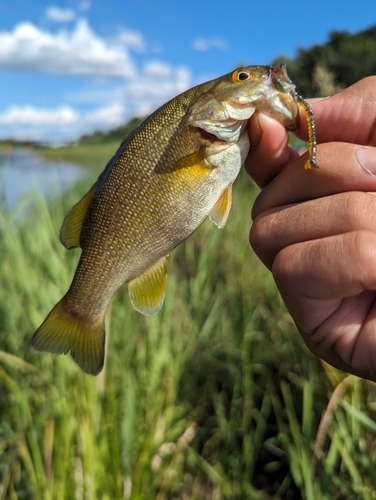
xmin=246 ymin=77 xmax=376 ymax=381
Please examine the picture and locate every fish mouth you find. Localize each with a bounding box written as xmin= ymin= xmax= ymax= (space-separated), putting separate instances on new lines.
xmin=268 ymin=63 xmax=296 ymax=94
xmin=258 ymin=64 xmax=300 ymax=131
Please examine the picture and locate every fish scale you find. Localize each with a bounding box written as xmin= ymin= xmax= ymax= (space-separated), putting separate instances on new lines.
xmin=31 ymin=63 xmax=317 ymax=375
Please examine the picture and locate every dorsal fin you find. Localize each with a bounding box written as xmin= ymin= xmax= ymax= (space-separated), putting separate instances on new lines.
xmin=209 ymin=184 xmax=232 ymax=228
xmin=60 ymin=181 xmax=98 ymax=249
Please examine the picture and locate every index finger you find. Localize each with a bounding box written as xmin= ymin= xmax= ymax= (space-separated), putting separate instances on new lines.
xmin=297 ymin=76 xmax=376 ymax=146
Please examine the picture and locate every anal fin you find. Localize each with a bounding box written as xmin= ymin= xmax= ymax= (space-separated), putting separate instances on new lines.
xmin=209 ymin=184 xmax=232 ymax=228
xmin=128 ymin=256 xmax=169 ymax=315
xmin=60 ymin=181 xmax=98 ymax=249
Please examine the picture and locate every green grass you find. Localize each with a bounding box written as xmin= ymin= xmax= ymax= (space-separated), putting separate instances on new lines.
xmin=1 ymin=152 xmax=376 ymax=499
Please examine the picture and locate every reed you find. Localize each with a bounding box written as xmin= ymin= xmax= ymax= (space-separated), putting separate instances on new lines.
xmin=1 ymin=163 xmax=376 ymax=499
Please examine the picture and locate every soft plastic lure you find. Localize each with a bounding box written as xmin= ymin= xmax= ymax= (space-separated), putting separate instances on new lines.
xmin=296 ymin=94 xmax=318 ymax=170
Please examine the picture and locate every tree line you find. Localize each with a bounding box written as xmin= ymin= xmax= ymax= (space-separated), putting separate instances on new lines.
xmin=274 ymin=24 xmax=376 ymax=97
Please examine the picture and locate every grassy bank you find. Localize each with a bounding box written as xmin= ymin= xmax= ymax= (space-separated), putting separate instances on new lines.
xmin=37 ymin=141 xmax=120 ymax=173
xmin=1 ymin=148 xmax=376 ymax=499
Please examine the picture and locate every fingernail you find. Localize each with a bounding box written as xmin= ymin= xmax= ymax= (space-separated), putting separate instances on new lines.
xmin=249 ymin=112 xmax=262 ymax=147
xmin=356 ymin=146 xmax=376 ymax=175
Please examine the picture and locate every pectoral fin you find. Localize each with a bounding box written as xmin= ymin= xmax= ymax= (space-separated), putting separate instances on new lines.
xmin=128 ymin=256 xmax=169 ymax=315
xmin=209 ymin=184 xmax=232 ymax=228
xmin=60 ymin=182 xmax=98 ymax=249
xmin=155 ymin=149 xmax=207 ymax=175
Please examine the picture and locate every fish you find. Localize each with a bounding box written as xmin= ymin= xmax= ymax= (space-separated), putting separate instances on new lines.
xmin=31 ymin=63 xmax=316 ymax=375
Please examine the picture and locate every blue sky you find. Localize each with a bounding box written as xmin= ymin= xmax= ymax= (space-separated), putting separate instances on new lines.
xmin=0 ymin=0 xmax=375 ymax=144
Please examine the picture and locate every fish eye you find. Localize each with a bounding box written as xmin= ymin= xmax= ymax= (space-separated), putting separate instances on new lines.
xmin=232 ymin=69 xmax=251 ymax=82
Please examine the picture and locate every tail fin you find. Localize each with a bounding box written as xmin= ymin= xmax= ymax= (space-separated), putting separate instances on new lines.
xmin=31 ymin=299 xmax=105 ymax=375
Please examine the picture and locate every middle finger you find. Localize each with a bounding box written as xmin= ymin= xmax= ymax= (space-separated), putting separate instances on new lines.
xmin=250 ymin=191 xmax=376 ymax=270
xmin=252 ymin=142 xmax=376 ymax=219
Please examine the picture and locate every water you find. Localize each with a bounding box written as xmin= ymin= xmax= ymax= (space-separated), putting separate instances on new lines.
xmin=0 ymin=149 xmax=86 ymax=209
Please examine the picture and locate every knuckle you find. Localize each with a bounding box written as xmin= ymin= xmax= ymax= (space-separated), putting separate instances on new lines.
xmin=249 ymin=214 xmax=267 ymax=256
xmin=349 ymin=230 xmax=376 ymax=287
xmin=340 ymin=192 xmax=376 ymax=230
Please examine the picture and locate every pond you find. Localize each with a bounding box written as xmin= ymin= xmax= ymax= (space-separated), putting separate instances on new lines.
xmin=0 ymin=148 xmax=86 ymax=209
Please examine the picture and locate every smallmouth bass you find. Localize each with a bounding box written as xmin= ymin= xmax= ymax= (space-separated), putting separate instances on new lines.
xmin=31 ymin=64 xmax=317 ymax=375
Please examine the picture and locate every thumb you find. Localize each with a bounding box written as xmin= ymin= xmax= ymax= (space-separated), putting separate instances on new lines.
xmin=245 ymin=112 xmax=299 ymax=188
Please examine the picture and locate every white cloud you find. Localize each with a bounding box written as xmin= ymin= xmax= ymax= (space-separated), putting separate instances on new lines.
xmin=0 ymin=62 xmax=192 ymax=144
xmin=192 ymin=37 xmax=228 ymax=52
xmin=84 ymin=103 xmax=126 ymax=129
xmin=117 ymin=29 xmax=145 ymax=52
xmin=0 ymin=105 xmax=79 ymax=127
xmin=45 ymin=6 xmax=76 ymax=22
xmin=0 ymin=105 xmax=80 ymax=143
xmin=0 ymin=20 xmax=136 ymax=78
xmin=0 ymin=18 xmax=194 ymax=143
xmin=124 ymin=65 xmax=191 ymax=116
xmin=67 ymin=63 xmax=191 ymax=108
xmin=144 ymin=60 xmax=173 ymax=78
xmin=0 ymin=103 xmax=126 ymax=143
